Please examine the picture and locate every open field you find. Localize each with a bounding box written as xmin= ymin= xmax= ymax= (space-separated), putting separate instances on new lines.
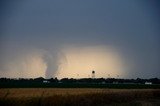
xmin=0 ymin=88 xmax=160 ymax=106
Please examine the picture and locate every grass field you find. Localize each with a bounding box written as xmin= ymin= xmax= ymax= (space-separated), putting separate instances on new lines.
xmin=0 ymin=88 xmax=160 ymax=106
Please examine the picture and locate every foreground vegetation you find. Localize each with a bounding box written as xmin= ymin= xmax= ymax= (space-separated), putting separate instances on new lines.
xmin=1 ymin=77 xmax=160 ymax=88
xmin=0 ymin=88 xmax=160 ymax=106
xmin=1 ymin=83 xmax=160 ymax=89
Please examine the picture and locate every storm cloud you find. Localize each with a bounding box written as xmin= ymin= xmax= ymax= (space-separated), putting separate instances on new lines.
xmin=0 ymin=0 xmax=160 ymax=78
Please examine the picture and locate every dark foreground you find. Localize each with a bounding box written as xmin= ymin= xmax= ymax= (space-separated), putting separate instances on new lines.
xmin=0 ymin=88 xmax=160 ymax=106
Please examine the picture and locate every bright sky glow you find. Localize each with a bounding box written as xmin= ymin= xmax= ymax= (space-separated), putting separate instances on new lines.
xmin=57 ymin=46 xmax=126 ymax=78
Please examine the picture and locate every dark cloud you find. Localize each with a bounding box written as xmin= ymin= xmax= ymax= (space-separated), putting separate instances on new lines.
xmin=0 ymin=0 xmax=160 ymax=78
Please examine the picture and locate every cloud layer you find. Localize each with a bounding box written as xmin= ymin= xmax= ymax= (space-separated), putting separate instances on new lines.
xmin=0 ymin=0 xmax=160 ymax=78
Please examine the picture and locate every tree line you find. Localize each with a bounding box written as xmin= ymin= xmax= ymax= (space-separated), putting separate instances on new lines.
xmin=0 ymin=77 xmax=160 ymax=84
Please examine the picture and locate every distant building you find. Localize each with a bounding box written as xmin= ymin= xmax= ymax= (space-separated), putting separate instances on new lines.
xmin=113 ymin=81 xmax=118 ymax=84
xmin=43 ymin=80 xmax=50 ymax=83
xmin=145 ymin=82 xmax=152 ymax=85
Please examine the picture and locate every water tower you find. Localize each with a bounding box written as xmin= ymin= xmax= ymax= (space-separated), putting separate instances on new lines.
xmin=92 ymin=70 xmax=95 ymax=79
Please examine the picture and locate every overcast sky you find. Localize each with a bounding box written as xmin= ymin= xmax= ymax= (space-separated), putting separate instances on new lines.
xmin=0 ymin=0 xmax=160 ymax=78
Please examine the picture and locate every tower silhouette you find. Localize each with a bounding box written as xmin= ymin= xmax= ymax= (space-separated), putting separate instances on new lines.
xmin=92 ymin=70 xmax=95 ymax=79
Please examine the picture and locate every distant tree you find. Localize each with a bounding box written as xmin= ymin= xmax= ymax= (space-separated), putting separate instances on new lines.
xmin=48 ymin=78 xmax=58 ymax=83
xmin=34 ymin=77 xmax=44 ymax=82
xmin=149 ymin=78 xmax=159 ymax=84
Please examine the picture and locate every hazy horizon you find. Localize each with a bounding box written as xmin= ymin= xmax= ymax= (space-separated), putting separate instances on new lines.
xmin=0 ymin=0 xmax=160 ymax=79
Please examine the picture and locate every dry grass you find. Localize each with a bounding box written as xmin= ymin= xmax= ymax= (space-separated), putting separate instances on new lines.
xmin=0 ymin=88 xmax=160 ymax=106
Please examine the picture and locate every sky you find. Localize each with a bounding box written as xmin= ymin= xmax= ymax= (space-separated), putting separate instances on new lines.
xmin=0 ymin=0 xmax=160 ymax=79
